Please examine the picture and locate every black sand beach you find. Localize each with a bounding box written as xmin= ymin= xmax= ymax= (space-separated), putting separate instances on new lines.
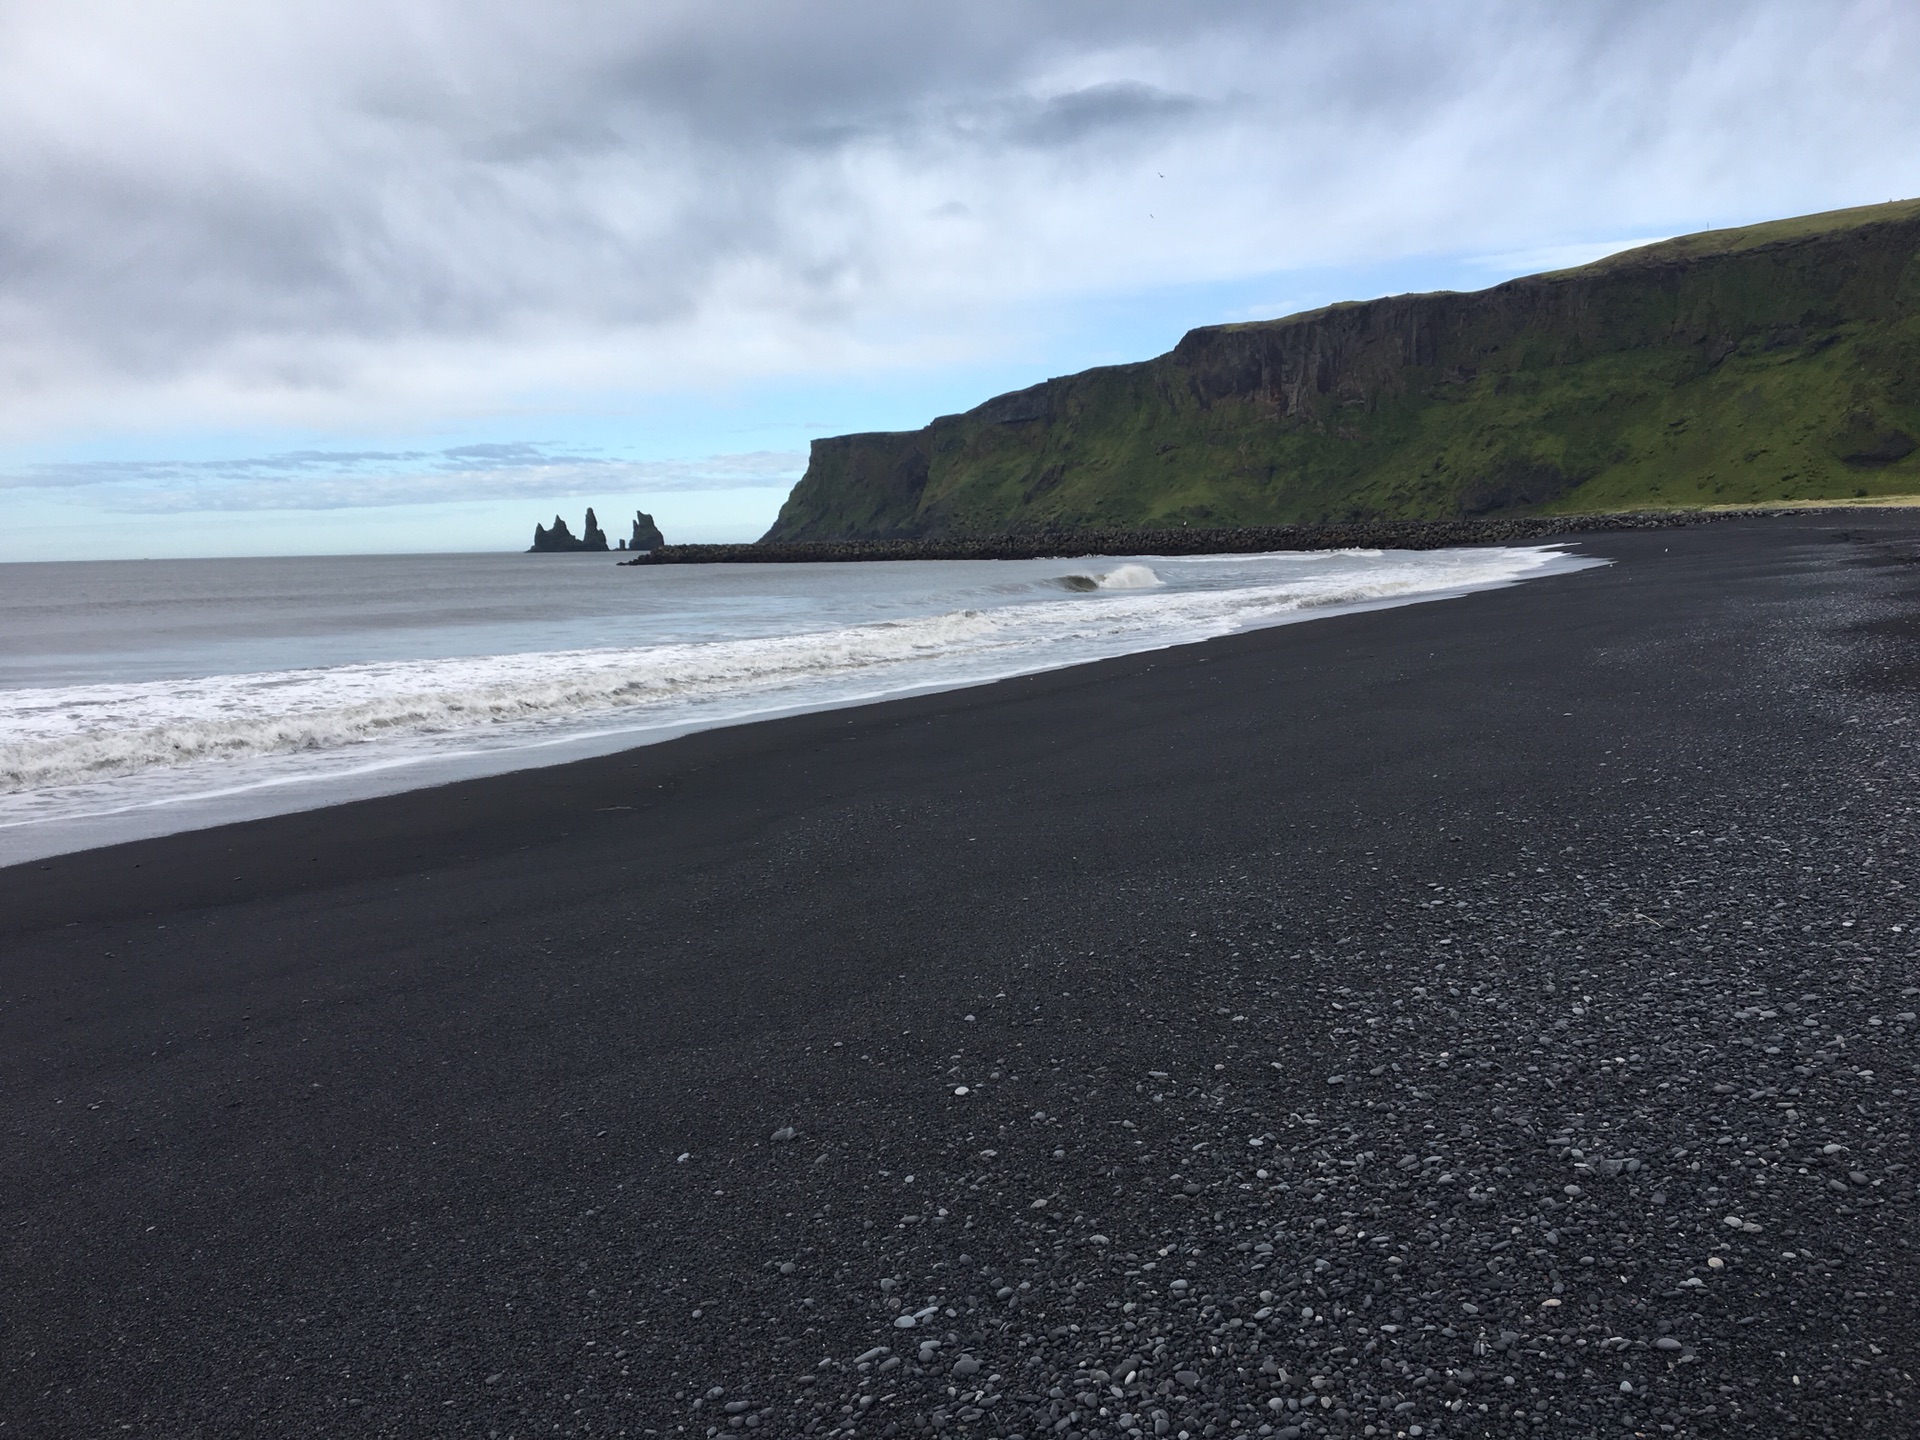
xmin=3 ymin=515 xmax=1916 ymax=1439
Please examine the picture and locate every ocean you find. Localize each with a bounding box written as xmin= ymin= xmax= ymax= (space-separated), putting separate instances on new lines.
xmin=0 ymin=545 xmax=1599 ymax=864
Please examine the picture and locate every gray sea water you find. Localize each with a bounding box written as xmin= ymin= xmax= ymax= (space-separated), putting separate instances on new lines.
xmin=0 ymin=545 xmax=1598 ymax=863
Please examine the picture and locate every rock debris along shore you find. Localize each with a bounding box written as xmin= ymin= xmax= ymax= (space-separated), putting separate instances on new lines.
xmin=629 ymin=529 xmax=1917 ymax=1439
xmin=1 ymin=518 xmax=1916 ymax=1439
xmin=621 ymin=508 xmax=1816 ymax=565
xmin=687 ymin=895 xmax=1913 ymax=1440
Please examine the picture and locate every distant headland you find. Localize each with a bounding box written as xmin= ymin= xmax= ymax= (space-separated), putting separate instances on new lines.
xmin=529 ymin=509 xmax=664 ymax=553
xmin=764 ymin=199 xmax=1920 ymax=542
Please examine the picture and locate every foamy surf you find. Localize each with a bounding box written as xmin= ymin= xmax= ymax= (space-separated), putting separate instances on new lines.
xmin=1057 ymin=563 xmax=1164 ymax=592
xmin=0 ymin=544 xmax=1601 ymax=860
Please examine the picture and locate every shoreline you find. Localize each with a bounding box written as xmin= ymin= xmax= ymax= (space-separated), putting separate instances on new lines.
xmin=4 ymin=514 xmax=1916 ymax=1437
xmin=0 ymin=545 xmax=1591 ymax=870
xmin=621 ymin=505 xmax=1838 ymax=566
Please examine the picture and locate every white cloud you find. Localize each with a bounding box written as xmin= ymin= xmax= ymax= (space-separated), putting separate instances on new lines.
xmin=0 ymin=0 xmax=1914 ymax=441
xmin=1 ymin=444 xmax=805 ymax=512
xmin=1465 ymin=237 xmax=1675 ymax=278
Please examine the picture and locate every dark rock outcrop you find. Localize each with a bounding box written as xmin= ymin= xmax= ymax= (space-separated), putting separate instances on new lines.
xmin=628 ymin=510 xmax=665 ymax=551
xmin=581 ymin=508 xmax=609 ymax=551
xmin=621 ymin=507 xmax=1822 ymax=566
xmin=528 ymin=508 xmax=611 ymax=553
xmin=1832 ymin=414 xmax=1917 ymax=466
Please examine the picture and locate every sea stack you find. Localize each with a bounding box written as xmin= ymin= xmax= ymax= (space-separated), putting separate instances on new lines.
xmin=580 ymin=508 xmax=609 ymax=551
xmin=528 ymin=508 xmax=612 ymax=553
xmin=628 ymin=510 xmax=665 ymax=552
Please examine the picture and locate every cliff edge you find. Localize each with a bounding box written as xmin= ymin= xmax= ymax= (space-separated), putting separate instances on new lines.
xmin=764 ymin=200 xmax=1920 ymax=540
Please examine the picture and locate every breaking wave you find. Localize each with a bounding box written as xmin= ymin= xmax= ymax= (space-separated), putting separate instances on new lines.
xmin=1057 ymin=563 xmax=1164 ymax=592
xmin=0 ymin=544 xmax=1598 ymax=836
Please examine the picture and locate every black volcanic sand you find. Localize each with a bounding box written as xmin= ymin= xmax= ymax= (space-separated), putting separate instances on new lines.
xmin=3 ymin=516 xmax=1918 ymax=1440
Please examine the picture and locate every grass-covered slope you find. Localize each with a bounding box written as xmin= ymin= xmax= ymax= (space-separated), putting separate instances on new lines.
xmin=765 ymin=200 xmax=1920 ymax=539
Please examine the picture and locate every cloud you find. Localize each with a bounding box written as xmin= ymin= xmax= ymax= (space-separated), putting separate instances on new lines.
xmin=1 ymin=444 xmax=804 ymax=512
xmin=0 ymin=1 xmax=1915 ymax=439
xmin=1465 ymin=237 xmax=1675 ymax=278
xmin=980 ymin=80 xmax=1206 ymax=150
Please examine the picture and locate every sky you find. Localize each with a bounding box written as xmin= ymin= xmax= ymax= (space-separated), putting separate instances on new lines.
xmin=2 ymin=0 xmax=1917 ymax=561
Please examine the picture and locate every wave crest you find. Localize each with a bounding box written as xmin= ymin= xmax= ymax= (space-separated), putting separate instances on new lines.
xmin=1058 ymin=563 xmax=1164 ymax=592
xmin=0 ymin=545 xmax=1594 ymax=809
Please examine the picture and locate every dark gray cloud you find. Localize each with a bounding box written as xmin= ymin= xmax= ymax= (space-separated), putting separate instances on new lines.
xmin=974 ymin=81 xmax=1206 ymax=151
xmin=0 ymin=0 xmax=1914 ymax=434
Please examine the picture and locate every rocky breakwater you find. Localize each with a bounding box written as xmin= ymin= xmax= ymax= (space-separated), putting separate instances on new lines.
xmin=625 ymin=510 xmax=1753 ymax=565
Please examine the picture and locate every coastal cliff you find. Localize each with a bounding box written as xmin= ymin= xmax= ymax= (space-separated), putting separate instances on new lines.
xmin=764 ymin=200 xmax=1920 ymax=540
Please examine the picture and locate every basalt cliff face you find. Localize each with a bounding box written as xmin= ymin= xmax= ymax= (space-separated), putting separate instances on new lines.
xmin=764 ymin=201 xmax=1920 ymax=541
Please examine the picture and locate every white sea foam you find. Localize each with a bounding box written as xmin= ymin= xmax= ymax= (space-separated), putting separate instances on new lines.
xmin=0 ymin=544 xmax=1599 ymax=853
xmin=1096 ymin=563 xmax=1164 ymax=590
xmin=1057 ymin=562 xmax=1163 ymax=592
xmin=1 ymin=607 xmax=1013 ymax=793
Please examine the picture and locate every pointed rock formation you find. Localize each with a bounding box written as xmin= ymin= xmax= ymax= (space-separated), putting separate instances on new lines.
xmin=529 ymin=514 xmax=579 ymax=552
xmin=628 ymin=510 xmax=665 ymax=552
xmin=528 ymin=509 xmax=614 ymax=552
xmin=581 ymin=507 xmax=609 ymax=551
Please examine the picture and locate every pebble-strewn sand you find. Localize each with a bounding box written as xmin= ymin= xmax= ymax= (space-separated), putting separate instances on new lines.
xmin=1 ymin=516 xmax=1914 ymax=1439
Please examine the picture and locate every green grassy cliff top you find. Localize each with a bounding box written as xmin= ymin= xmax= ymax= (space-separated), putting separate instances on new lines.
xmin=766 ymin=199 xmax=1920 ymax=541
xmin=1570 ymin=197 xmax=1920 ymax=274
